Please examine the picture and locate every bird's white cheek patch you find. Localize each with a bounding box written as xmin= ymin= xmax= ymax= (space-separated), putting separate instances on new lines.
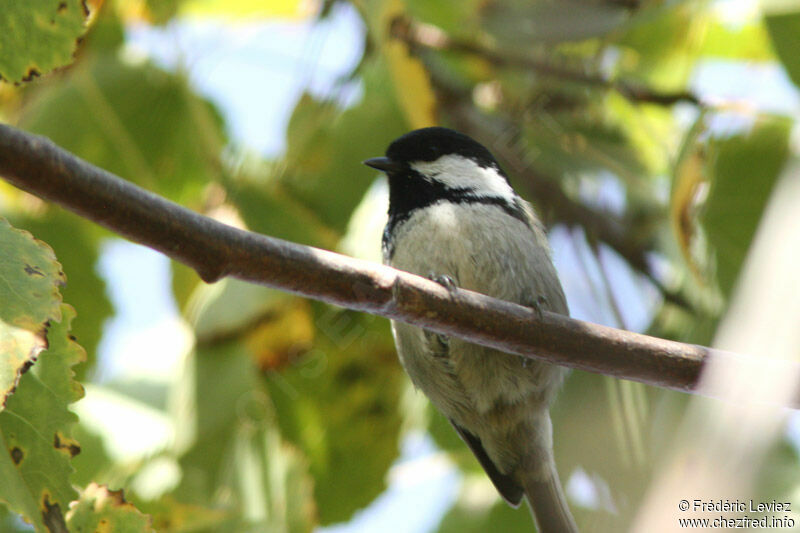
xmin=411 ymin=155 xmax=516 ymax=201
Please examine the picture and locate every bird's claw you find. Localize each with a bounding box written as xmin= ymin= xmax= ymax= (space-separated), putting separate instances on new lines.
xmin=429 ymin=273 xmax=458 ymax=294
xmin=531 ymin=295 xmax=548 ymax=321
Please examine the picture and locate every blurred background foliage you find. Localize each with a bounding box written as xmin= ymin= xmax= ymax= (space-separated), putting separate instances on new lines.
xmin=1 ymin=0 xmax=799 ymax=531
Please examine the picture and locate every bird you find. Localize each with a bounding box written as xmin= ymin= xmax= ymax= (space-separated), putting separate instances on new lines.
xmin=364 ymin=127 xmax=577 ymax=533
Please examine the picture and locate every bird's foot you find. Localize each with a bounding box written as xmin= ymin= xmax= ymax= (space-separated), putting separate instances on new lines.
xmin=531 ymin=295 xmax=548 ymax=321
xmin=521 ymin=295 xmax=548 ymax=368
xmin=426 ymin=273 xmax=457 ymax=349
xmin=429 ymin=273 xmax=458 ymax=294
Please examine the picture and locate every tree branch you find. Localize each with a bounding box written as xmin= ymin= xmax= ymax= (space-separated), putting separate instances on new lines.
xmin=391 ymin=17 xmax=701 ymax=107
xmin=0 ymin=123 xmax=796 ymax=406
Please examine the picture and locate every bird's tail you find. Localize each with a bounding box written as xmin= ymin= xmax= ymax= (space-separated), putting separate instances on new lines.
xmin=521 ymin=452 xmax=579 ymax=533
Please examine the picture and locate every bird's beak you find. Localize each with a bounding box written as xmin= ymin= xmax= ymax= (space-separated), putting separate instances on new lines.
xmin=363 ymin=157 xmax=403 ymax=173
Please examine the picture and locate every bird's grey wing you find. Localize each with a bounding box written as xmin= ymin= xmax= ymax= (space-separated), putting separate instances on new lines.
xmin=449 ymin=420 xmax=524 ymax=507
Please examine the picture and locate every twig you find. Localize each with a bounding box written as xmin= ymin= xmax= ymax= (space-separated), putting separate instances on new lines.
xmin=0 ymin=123 xmax=797 ymax=405
xmin=391 ymin=17 xmax=700 ymax=107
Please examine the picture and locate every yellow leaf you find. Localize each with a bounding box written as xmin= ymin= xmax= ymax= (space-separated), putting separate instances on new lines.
xmin=244 ymin=299 xmax=315 ymax=371
xmin=670 ymin=121 xmax=708 ymax=280
xmin=378 ymin=0 xmax=437 ymax=129
xmin=180 ymin=0 xmax=315 ymax=19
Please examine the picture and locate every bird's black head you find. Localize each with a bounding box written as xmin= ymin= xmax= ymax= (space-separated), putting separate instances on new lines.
xmin=364 ymin=127 xmax=525 ymax=259
xmin=363 ymin=127 xmax=504 ymax=175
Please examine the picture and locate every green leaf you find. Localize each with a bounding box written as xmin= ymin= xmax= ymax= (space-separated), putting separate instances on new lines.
xmin=66 ymin=483 xmax=154 ymax=533
xmin=701 ymin=116 xmax=791 ymax=296
xmin=437 ymin=497 xmax=533 ymax=533
xmin=519 ymin=98 xmax=650 ymax=184
xmin=170 ymin=341 xmax=317 ymax=531
xmin=0 ymin=304 xmax=85 ymax=532
xmin=189 ymin=279 xmax=290 ymax=340
xmin=170 ymin=260 xmax=202 ymax=314
xmin=81 ymin=2 xmax=125 ymax=51
xmin=18 ymin=50 xmax=226 ymax=204
xmin=616 ymin=3 xmax=708 ymax=88
xmin=145 ymin=0 xmax=182 ymax=24
xmin=9 ymin=209 xmax=112 ymax=376
xmin=0 ymin=506 xmax=35 ymax=532
xmin=405 ymin=0 xmax=483 ymax=37
xmin=279 ymin=60 xmax=408 ymax=233
xmin=0 ymin=0 xmax=88 ymax=83
xmin=231 ymin=180 xmax=339 ymax=250
xmin=136 ymin=496 xmax=230 ymax=532
xmin=481 ymin=0 xmax=629 ymax=46
xmin=228 ymin=425 xmax=316 ymax=533
xmin=551 ymin=371 xmax=658 ymax=529
xmin=607 ymin=94 xmax=675 ymax=177
xmin=699 ymin=21 xmax=774 ymax=61
xmin=754 ymin=438 xmax=800 ymax=505
xmin=68 ymin=423 xmax=113 ymax=489
xmin=764 ymin=10 xmax=800 ymax=89
xmin=266 ymin=310 xmax=404 ymax=524
xmin=172 ymin=341 xmax=262 ymax=502
xmin=0 ymin=217 xmax=65 ymax=407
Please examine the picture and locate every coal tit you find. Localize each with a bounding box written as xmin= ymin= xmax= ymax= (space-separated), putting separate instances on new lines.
xmin=364 ymin=127 xmax=577 ymax=533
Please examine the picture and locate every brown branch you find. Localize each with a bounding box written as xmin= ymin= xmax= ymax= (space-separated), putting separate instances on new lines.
xmin=391 ymin=17 xmax=700 ymax=107
xmin=0 ymin=123 xmax=796 ymax=406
